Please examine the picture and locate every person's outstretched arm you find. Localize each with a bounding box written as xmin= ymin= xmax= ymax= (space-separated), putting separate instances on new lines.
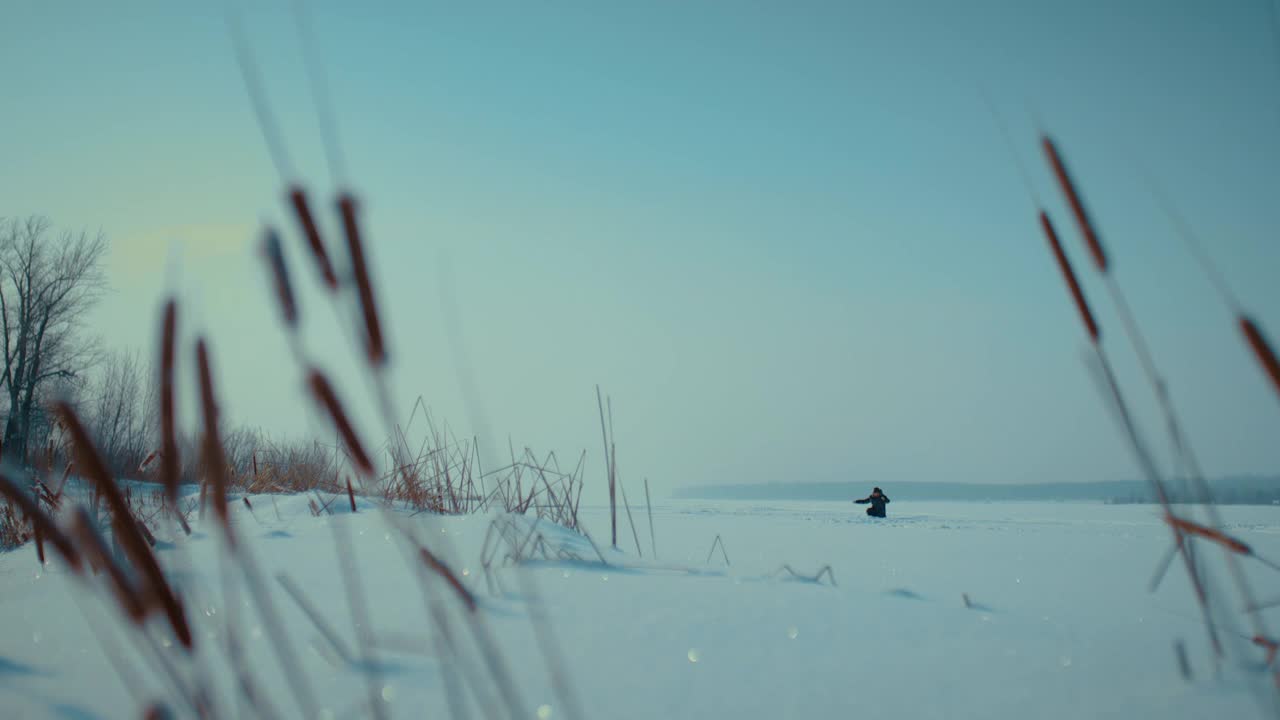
xmin=854 ymin=497 xmax=869 ymax=504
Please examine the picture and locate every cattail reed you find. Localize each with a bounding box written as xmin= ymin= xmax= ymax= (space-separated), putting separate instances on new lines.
xmin=288 ymin=186 xmax=338 ymax=290
xmin=276 ymin=572 xmax=354 ymax=664
xmin=346 ymin=475 xmax=357 ymax=513
xmin=262 ymin=227 xmax=298 ymax=328
xmin=337 ymin=193 xmax=386 ymax=366
xmin=56 ymin=463 xmax=72 ymax=498
xmin=1174 ymin=640 xmax=1192 ymax=681
xmin=1152 ymin=190 xmax=1280 ymax=401
xmin=307 ymin=370 xmax=374 ymax=476
xmin=1040 ymin=132 xmax=1276 ymax=657
xmin=0 ymin=472 xmax=80 ymax=570
xmin=644 ymin=477 xmax=656 ymax=558
xmin=35 ymin=481 xmax=59 ymax=509
xmin=33 ymin=525 xmax=45 ymax=565
xmin=135 ymin=517 xmax=157 ymax=548
xmin=1040 ymin=211 xmax=1100 ymax=342
xmin=196 ymin=339 xmax=233 ymax=542
xmin=1166 ymin=514 xmax=1252 ymax=555
xmin=419 ymin=545 xmax=478 ymax=611
xmin=68 ymin=506 xmax=146 ymax=621
xmin=142 ymin=703 xmax=174 ymax=720
xmin=55 ymin=403 xmax=193 ymax=649
xmin=159 ymin=300 xmax=180 ymax=506
xmin=1042 ymin=135 xmax=1108 ymax=272
xmin=1241 ymin=315 xmax=1280 ymax=400
xmin=620 ymin=476 xmax=642 ymax=556
xmin=595 ymin=386 xmax=616 ymax=548
xmin=1254 ymin=635 xmax=1279 ymax=666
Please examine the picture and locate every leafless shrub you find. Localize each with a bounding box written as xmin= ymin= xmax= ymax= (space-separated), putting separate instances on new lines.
xmin=0 ymin=499 xmax=32 ymax=549
xmin=82 ymin=349 xmax=157 ymax=478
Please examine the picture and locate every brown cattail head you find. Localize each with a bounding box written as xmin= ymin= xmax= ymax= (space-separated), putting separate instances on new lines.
xmin=1253 ymin=635 xmax=1279 ymax=666
xmin=262 ymin=227 xmax=298 ymax=328
xmin=159 ymin=300 xmax=180 ymax=506
xmin=1166 ymin=514 xmax=1252 ymax=555
xmin=288 ymin=185 xmax=338 ymax=290
xmin=1240 ymin=315 xmax=1280 ymax=401
xmin=337 ymin=193 xmax=386 ymax=366
xmin=55 ymin=403 xmax=192 ymax=648
xmin=419 ymin=545 xmax=478 ymax=612
xmin=35 ymin=481 xmax=60 ymax=509
xmin=1042 ymin=136 xmax=1108 ymax=273
xmin=33 ymin=525 xmax=45 ymax=565
xmin=0 ymin=471 xmax=81 ymax=571
xmin=306 ymin=370 xmax=374 ymax=476
xmin=142 ymin=703 xmax=175 ymax=720
xmin=1040 ymin=211 xmax=1101 ymax=342
xmin=138 ymin=451 xmax=159 ymax=473
xmin=195 ymin=340 xmax=233 ymax=544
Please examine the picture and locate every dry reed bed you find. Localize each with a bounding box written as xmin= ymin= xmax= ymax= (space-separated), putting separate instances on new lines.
xmin=0 ymin=8 xmax=607 ymax=717
xmin=1027 ymin=126 xmax=1280 ymax=698
xmin=0 ymin=10 xmax=1272 ymax=719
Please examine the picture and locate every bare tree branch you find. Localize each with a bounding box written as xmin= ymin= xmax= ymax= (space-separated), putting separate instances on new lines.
xmin=0 ymin=216 xmax=108 ymax=464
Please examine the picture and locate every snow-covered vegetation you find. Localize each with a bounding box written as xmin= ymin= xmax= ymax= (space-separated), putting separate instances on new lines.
xmin=3 ymin=495 xmax=1279 ymax=719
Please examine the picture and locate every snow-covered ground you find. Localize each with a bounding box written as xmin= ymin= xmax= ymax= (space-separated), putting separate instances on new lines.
xmin=3 ymin=496 xmax=1280 ymax=719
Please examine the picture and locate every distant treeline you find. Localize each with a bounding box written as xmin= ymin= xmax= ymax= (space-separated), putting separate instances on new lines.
xmin=674 ymin=476 xmax=1280 ymax=505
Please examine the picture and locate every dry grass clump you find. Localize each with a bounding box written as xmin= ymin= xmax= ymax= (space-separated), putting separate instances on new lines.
xmin=0 ymin=499 xmax=33 ymax=549
xmin=239 ymin=437 xmax=347 ymax=496
xmin=0 ymin=10 xmax=602 ymax=719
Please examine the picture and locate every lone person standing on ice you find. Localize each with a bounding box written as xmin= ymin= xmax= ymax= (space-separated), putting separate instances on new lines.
xmin=855 ymin=487 xmax=890 ymax=518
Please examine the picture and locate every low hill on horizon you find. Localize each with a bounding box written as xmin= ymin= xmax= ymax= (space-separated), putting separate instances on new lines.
xmin=674 ymin=475 xmax=1280 ymax=504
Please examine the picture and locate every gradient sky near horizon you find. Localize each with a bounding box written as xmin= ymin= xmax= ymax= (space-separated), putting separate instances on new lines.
xmin=2 ymin=0 xmax=1279 ymax=499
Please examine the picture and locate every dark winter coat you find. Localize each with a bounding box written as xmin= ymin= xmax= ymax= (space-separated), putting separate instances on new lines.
xmin=855 ymin=492 xmax=890 ymax=518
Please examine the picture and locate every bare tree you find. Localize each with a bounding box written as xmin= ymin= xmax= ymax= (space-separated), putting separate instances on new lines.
xmin=0 ymin=216 xmax=108 ymax=464
xmin=83 ymin=349 xmax=157 ymax=476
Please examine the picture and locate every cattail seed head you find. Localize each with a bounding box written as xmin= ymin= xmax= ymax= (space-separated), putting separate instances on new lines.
xmin=1240 ymin=315 xmax=1280 ymax=401
xmin=307 ymin=370 xmax=374 ymax=476
xmin=1042 ymin=136 xmax=1109 ymax=273
xmin=262 ymin=227 xmax=298 ymax=328
xmin=337 ymin=192 xmax=386 ymax=366
xmin=288 ymin=186 xmax=338 ymax=290
xmin=159 ymin=300 xmax=180 ymax=506
xmin=56 ymin=403 xmax=192 ymax=648
xmin=1040 ymin=211 xmax=1101 ymax=342
xmin=195 ymin=339 xmax=233 ymax=544
xmin=1166 ymin=514 xmax=1252 ymax=555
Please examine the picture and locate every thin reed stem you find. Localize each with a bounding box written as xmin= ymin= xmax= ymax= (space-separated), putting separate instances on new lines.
xmin=644 ymin=477 xmax=656 ymax=559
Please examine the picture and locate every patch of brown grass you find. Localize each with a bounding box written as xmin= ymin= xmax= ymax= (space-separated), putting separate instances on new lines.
xmin=0 ymin=500 xmax=33 ymax=550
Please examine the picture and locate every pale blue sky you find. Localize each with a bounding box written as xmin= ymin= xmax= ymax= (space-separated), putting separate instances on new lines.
xmin=2 ymin=0 xmax=1278 ymax=496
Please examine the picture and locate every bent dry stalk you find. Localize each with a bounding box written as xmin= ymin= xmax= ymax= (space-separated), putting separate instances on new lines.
xmin=56 ymin=403 xmax=193 ymax=649
xmin=159 ymin=299 xmax=181 ymax=508
xmin=308 ymin=370 xmax=375 ymax=477
xmin=1241 ymin=316 xmax=1280 ymax=402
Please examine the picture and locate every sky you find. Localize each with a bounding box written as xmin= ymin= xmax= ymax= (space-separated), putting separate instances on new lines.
xmin=2 ymin=0 xmax=1279 ymax=499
